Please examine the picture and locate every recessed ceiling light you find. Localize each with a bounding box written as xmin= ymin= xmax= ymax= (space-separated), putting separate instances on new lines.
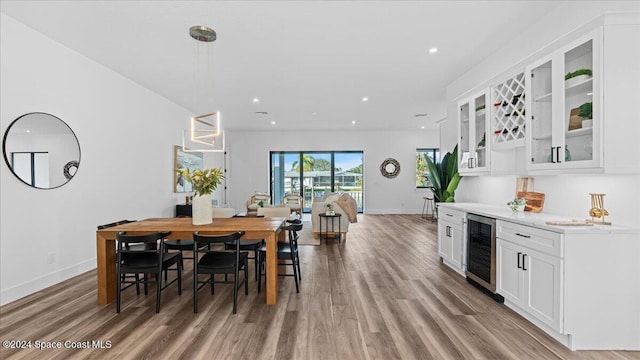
xmin=351 ymin=120 xmax=356 ymax=125
xmin=429 ymin=47 xmax=438 ymax=54
xmin=421 ymin=126 xmax=425 ymax=129
xmin=25 ymin=129 xmax=31 ymax=133
xmin=271 ymin=121 xmax=276 ymax=125
xmin=362 ymin=97 xmax=369 ymax=102
xmin=311 ymin=112 xmax=318 ymax=115
xmin=253 ymin=97 xmax=260 ymax=103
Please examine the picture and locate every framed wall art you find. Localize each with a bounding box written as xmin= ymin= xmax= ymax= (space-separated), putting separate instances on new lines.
xmin=174 ymin=145 xmax=203 ymax=192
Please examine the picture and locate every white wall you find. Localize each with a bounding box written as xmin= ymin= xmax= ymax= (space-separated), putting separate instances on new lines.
xmin=224 ymin=129 xmax=439 ymax=214
xmin=443 ymin=3 xmax=640 ymax=227
xmin=0 ymin=14 xmax=192 ymax=305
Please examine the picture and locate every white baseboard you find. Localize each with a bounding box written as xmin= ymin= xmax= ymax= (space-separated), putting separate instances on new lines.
xmin=363 ymin=209 xmax=425 ymax=214
xmin=0 ymin=258 xmax=96 ymax=306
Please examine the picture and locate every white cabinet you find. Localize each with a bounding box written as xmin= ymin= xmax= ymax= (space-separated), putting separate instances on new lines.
xmin=458 ymin=89 xmax=490 ymax=175
xmin=525 ymin=29 xmax=602 ymax=172
xmin=437 ymin=208 xmax=466 ymax=275
xmin=497 ymin=221 xmax=563 ymax=333
xmin=441 ymin=203 xmax=639 ymax=350
xmin=497 ymin=237 xmax=563 ymax=332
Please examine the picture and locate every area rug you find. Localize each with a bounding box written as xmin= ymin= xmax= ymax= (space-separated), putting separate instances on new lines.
xmin=297 ymin=221 xmax=320 ymax=246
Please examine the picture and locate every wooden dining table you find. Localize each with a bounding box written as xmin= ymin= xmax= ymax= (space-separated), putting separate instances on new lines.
xmin=96 ymin=216 xmax=285 ymax=305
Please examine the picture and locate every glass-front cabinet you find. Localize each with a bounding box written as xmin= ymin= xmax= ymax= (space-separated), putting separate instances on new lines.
xmin=458 ymin=89 xmax=490 ymax=175
xmin=526 ymin=29 xmax=601 ymax=172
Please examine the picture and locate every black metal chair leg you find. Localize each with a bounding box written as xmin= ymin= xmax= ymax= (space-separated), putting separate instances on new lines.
xmin=210 ymin=274 xmax=215 ymax=295
xmin=193 ymin=264 xmax=199 ymax=313
xmin=244 ymin=258 xmax=249 ymax=295
xmin=254 ymin=248 xmax=259 ymax=281
xmin=116 ymin=262 xmax=122 ymax=313
xmin=291 ymin=252 xmax=299 ymax=293
xmin=155 ymin=272 xmax=161 ymax=313
xmin=257 ymin=252 xmax=263 ymax=293
xmin=144 ymin=274 xmax=148 ymax=295
xmin=296 ymin=253 xmax=302 ymax=280
xmin=233 ymin=263 xmax=239 ymax=314
xmin=135 ymin=273 xmax=141 ymax=295
xmin=177 ymin=256 xmax=182 ymax=295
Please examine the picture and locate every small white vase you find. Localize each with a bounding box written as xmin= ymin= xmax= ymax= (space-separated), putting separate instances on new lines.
xmin=192 ymin=194 xmax=213 ymax=225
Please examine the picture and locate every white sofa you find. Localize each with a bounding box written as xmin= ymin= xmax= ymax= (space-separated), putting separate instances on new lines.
xmin=311 ymin=192 xmax=351 ymax=241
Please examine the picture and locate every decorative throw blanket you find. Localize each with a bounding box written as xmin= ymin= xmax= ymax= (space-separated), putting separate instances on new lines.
xmin=335 ymin=193 xmax=358 ymax=223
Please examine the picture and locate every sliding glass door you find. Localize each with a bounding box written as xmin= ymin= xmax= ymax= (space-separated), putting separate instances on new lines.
xmin=270 ymin=151 xmax=363 ymax=213
xmin=334 ymin=152 xmax=363 ymax=211
xmin=270 ymin=152 xmax=301 ymax=206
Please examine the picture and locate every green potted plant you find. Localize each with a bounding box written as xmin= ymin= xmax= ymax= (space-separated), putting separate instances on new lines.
xmin=174 ymin=167 xmax=224 ymax=225
xmin=424 ymin=145 xmax=462 ymax=218
xmin=325 ymin=203 xmax=335 ymax=215
xmin=579 ymin=102 xmax=593 ymax=128
xmin=565 ymin=68 xmax=592 ymax=87
xmin=507 ymin=198 xmax=527 ymax=212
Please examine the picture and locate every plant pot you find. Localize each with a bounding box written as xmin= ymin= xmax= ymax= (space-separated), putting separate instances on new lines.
xmin=581 ymin=119 xmax=593 ymax=129
xmin=565 ymin=74 xmax=591 ymax=88
xmin=192 ymin=194 xmax=213 ymax=225
xmin=516 ymin=204 xmax=525 ymax=212
xmin=325 ymin=211 xmax=335 ymax=216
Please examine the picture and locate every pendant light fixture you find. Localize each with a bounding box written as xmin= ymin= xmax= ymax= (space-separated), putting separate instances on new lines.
xmin=182 ymin=25 xmax=225 ymax=152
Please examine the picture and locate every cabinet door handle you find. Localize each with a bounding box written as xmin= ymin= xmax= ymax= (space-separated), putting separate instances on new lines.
xmin=522 ymin=254 xmax=527 ymax=271
xmin=517 ymin=252 xmax=522 ymax=269
xmin=445 ymin=214 xmax=454 ymax=217
xmin=515 ymin=232 xmax=531 ymax=238
xmin=550 ymin=146 xmax=556 ymax=163
xmin=556 ymin=146 xmax=562 ymax=163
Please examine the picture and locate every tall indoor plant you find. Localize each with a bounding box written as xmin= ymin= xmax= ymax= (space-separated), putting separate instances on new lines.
xmin=425 ymin=145 xmax=462 ymax=205
xmin=175 ymin=167 xmax=224 ymax=225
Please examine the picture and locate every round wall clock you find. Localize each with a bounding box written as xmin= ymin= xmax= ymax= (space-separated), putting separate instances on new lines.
xmin=380 ymin=158 xmax=400 ymax=178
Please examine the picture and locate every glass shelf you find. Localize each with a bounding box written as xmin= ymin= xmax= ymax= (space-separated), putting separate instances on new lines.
xmin=566 ymin=126 xmax=593 ymax=138
xmin=565 ymin=77 xmax=593 ymax=98
xmin=534 ymin=92 xmax=552 ymax=102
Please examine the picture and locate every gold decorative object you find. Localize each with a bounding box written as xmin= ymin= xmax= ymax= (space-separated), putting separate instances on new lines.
xmin=587 ymin=193 xmax=611 ymax=225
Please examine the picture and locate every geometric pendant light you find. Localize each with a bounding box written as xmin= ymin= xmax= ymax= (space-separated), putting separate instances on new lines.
xmin=182 ymin=25 xmax=225 ymax=153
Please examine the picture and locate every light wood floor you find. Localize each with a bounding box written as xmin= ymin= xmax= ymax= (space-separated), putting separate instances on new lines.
xmin=1 ymin=215 xmax=637 ymax=360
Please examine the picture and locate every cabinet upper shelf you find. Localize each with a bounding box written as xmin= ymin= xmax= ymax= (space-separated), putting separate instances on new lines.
xmin=565 ymin=77 xmax=593 ymax=97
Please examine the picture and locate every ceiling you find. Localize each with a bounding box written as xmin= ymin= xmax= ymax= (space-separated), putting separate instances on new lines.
xmin=0 ymin=1 xmax=563 ymax=131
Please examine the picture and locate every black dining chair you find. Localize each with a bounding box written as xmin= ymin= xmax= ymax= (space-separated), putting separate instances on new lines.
xmin=193 ymin=231 xmax=248 ymax=314
xmin=257 ymin=221 xmax=303 ymax=293
xmin=224 ymin=238 xmax=262 ymax=282
xmin=116 ymin=231 xmax=182 ymax=313
xmin=223 ymin=215 xmax=265 ymax=282
xmin=98 ymin=220 xmax=149 ymax=295
xmin=164 ymin=215 xmax=204 ymax=273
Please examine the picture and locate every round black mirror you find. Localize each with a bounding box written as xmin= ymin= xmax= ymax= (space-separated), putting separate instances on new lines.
xmin=2 ymin=112 xmax=81 ymax=189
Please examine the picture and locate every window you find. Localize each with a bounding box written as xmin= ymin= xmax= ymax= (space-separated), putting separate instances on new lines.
xmin=270 ymin=151 xmax=364 ymax=212
xmin=416 ymin=148 xmax=439 ymax=188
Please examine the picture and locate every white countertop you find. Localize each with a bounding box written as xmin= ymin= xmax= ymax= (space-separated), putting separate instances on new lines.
xmin=437 ymin=202 xmax=639 ymax=235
